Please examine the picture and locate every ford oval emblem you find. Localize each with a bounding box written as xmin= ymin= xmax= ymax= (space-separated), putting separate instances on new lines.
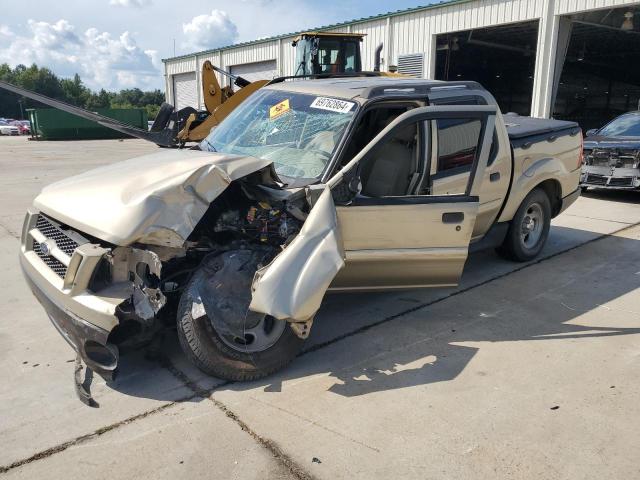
xmin=40 ymin=241 xmax=52 ymax=255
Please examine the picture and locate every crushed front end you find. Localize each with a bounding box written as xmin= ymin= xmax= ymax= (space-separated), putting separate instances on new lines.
xmin=581 ymin=147 xmax=640 ymax=189
xmin=19 ymin=210 xmax=168 ymax=382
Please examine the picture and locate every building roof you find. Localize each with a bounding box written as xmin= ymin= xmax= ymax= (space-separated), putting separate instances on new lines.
xmin=162 ymin=0 xmax=472 ymax=63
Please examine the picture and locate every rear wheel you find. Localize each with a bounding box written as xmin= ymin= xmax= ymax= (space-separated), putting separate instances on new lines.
xmin=496 ymin=188 xmax=551 ymax=262
xmin=176 ymin=251 xmax=304 ymax=381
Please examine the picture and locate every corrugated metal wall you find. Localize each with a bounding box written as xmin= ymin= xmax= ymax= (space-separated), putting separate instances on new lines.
xmin=163 ymin=0 xmax=640 ymax=115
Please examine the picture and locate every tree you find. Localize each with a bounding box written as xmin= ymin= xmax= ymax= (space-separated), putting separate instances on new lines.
xmin=0 ymin=63 xmax=165 ymax=120
xmin=60 ymin=74 xmax=89 ymax=107
xmin=86 ymin=89 xmax=113 ymax=110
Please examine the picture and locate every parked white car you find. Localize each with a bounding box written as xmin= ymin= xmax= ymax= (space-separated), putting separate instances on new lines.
xmin=0 ymin=121 xmax=20 ymax=135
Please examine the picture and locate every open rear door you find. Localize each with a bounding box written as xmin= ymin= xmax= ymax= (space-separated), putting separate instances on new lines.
xmin=250 ymin=105 xmax=497 ymax=320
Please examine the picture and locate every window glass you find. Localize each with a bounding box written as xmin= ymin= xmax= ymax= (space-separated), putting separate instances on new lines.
xmin=436 ymin=118 xmax=482 ymax=172
xmin=317 ymin=40 xmax=341 ymax=73
xmin=344 ymin=42 xmax=358 ymax=72
xmin=598 ymin=114 xmax=640 ymax=137
xmin=200 ymin=90 xmax=355 ymax=179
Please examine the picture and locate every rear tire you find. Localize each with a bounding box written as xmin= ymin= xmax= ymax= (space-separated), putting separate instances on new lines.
xmin=176 ymin=253 xmax=304 ymax=382
xmin=496 ymin=188 xmax=551 ymax=262
xmin=581 ymin=186 xmax=589 ymax=193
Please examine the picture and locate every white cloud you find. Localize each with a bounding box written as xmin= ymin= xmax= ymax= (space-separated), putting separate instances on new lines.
xmin=109 ymin=0 xmax=151 ymax=7
xmin=0 ymin=25 xmax=13 ymax=37
xmin=182 ymin=10 xmax=238 ymax=51
xmin=0 ymin=19 xmax=160 ymax=90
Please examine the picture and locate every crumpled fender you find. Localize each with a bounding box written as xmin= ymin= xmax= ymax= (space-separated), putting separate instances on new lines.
xmin=249 ymin=187 xmax=345 ymax=321
xmin=33 ymin=149 xmax=274 ymax=247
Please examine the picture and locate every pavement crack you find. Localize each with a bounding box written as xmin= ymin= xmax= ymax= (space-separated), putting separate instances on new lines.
xmin=0 ymin=397 xmax=196 ymax=475
xmin=158 ymin=356 xmax=316 ymax=480
xmin=248 ymin=395 xmax=381 ymax=453
xmin=564 ymin=213 xmax=633 ymax=225
xmin=0 ymin=220 xmax=19 ymax=240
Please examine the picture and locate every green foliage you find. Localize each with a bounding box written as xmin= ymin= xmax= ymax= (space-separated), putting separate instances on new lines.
xmin=0 ymin=63 xmax=165 ymax=119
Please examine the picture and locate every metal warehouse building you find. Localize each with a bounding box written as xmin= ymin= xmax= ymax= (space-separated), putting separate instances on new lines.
xmin=163 ymin=0 xmax=640 ymax=130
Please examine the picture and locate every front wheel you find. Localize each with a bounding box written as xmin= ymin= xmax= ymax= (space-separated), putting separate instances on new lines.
xmin=176 ymin=251 xmax=304 ymax=382
xmin=496 ymin=188 xmax=551 ymax=262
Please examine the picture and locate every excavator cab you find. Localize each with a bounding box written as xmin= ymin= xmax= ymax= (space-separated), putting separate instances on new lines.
xmin=292 ymin=32 xmax=365 ymax=76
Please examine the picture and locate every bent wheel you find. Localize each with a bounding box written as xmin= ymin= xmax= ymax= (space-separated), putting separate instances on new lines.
xmin=176 ymin=251 xmax=304 ymax=381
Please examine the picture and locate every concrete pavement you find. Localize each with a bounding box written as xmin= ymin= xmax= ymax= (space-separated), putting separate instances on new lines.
xmin=1 ymin=136 xmax=639 ymax=479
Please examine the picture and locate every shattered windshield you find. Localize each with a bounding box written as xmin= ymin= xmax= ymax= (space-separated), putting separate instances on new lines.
xmin=598 ymin=114 xmax=640 ymax=137
xmin=200 ymin=89 xmax=356 ymax=179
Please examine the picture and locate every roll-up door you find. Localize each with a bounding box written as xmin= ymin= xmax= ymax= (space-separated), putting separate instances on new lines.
xmin=172 ymin=72 xmax=198 ymax=110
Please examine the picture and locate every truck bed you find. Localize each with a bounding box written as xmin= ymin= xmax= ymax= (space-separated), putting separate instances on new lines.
xmin=504 ymin=115 xmax=580 ymax=148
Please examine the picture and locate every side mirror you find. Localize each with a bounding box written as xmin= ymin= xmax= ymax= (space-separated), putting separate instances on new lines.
xmin=585 ymin=129 xmax=598 ymax=137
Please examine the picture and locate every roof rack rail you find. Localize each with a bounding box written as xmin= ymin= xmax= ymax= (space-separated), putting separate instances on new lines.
xmin=362 ymin=80 xmax=483 ymax=99
xmin=267 ymin=71 xmax=386 ymax=85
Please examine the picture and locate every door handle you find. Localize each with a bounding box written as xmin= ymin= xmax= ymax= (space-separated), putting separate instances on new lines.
xmin=490 ymin=172 xmax=500 ymax=182
xmin=442 ymin=212 xmax=464 ymax=224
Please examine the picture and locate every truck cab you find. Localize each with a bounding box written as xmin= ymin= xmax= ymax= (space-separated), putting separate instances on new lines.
xmin=292 ymin=32 xmax=365 ymax=76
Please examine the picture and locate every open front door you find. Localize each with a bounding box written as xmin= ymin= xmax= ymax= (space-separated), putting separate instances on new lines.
xmin=331 ymin=105 xmax=497 ymax=290
xmin=250 ymin=105 xmax=496 ymax=320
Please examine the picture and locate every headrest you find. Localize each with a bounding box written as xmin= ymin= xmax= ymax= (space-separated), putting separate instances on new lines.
xmin=376 ymin=113 xmax=416 ymax=144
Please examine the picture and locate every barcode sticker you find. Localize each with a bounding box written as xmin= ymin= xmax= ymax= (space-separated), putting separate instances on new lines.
xmin=310 ymin=97 xmax=355 ymax=114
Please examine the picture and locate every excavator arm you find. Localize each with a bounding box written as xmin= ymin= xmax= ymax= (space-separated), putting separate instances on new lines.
xmin=0 ymin=61 xmax=268 ymax=148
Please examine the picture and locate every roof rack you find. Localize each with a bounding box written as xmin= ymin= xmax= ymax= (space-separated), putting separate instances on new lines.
xmin=362 ymin=80 xmax=483 ymax=99
xmin=267 ymin=71 xmax=386 ymax=85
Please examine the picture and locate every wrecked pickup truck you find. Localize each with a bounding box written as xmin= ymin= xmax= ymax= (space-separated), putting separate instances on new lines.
xmin=20 ymin=77 xmax=582 ymax=386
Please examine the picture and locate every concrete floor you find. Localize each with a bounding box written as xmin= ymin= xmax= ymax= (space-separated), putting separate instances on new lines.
xmin=1 ymin=135 xmax=639 ymax=479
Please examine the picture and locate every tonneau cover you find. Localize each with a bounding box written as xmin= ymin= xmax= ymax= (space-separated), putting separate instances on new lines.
xmin=504 ymin=114 xmax=579 ymax=140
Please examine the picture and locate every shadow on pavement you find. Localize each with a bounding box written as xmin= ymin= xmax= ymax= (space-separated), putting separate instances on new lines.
xmin=107 ymin=226 xmax=640 ymax=401
xmin=581 ymin=188 xmax=640 ymax=204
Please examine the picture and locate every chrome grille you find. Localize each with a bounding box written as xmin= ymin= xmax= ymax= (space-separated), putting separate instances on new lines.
xmin=33 ymin=240 xmax=67 ymax=278
xmin=36 ymin=215 xmax=79 ymax=256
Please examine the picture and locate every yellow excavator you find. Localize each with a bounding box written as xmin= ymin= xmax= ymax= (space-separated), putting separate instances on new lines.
xmin=174 ymin=32 xmax=401 ymax=143
xmin=0 ymin=32 xmax=400 ymax=147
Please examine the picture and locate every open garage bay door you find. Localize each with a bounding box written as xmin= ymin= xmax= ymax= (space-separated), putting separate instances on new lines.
xmin=173 ymin=72 xmax=198 ymax=110
xmin=230 ymin=60 xmax=277 ymax=83
xmin=435 ymin=21 xmax=539 ymax=116
xmin=553 ymin=7 xmax=640 ymax=131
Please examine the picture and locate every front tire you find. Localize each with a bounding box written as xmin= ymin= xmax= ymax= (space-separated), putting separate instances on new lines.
xmin=176 ymin=252 xmax=304 ymax=382
xmin=496 ymin=188 xmax=551 ymax=262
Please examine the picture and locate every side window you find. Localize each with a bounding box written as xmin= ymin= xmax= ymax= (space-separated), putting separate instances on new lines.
xmin=436 ymin=118 xmax=482 ymax=173
xmin=431 ymin=95 xmax=498 ymax=166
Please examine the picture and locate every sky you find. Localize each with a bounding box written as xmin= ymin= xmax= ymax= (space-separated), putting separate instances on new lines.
xmin=0 ymin=0 xmax=437 ymax=92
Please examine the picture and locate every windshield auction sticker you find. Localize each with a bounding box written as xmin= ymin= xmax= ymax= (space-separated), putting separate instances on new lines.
xmin=310 ymin=97 xmax=355 ymax=114
xmin=269 ymin=99 xmax=291 ymax=119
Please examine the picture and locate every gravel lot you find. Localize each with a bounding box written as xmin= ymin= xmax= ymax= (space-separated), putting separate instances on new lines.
xmin=1 ymin=135 xmax=639 ymax=479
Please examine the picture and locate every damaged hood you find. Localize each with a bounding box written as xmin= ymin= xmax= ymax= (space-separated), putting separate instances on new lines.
xmin=34 ymin=149 xmax=273 ymax=247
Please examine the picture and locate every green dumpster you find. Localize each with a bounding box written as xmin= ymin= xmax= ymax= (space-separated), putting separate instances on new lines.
xmin=27 ymin=108 xmax=147 ymax=140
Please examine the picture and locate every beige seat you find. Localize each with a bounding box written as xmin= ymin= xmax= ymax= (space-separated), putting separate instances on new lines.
xmin=361 ymin=122 xmax=417 ymax=197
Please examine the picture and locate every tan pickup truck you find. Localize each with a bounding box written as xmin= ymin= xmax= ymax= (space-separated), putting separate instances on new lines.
xmin=19 ymin=77 xmax=582 ymax=393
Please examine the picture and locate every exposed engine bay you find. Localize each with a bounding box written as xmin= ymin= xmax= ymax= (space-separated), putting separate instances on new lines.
xmin=105 ymin=176 xmax=307 ymax=355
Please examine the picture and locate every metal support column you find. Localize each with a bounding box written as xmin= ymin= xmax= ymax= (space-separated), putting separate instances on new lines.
xmin=531 ymin=0 xmax=559 ymax=118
